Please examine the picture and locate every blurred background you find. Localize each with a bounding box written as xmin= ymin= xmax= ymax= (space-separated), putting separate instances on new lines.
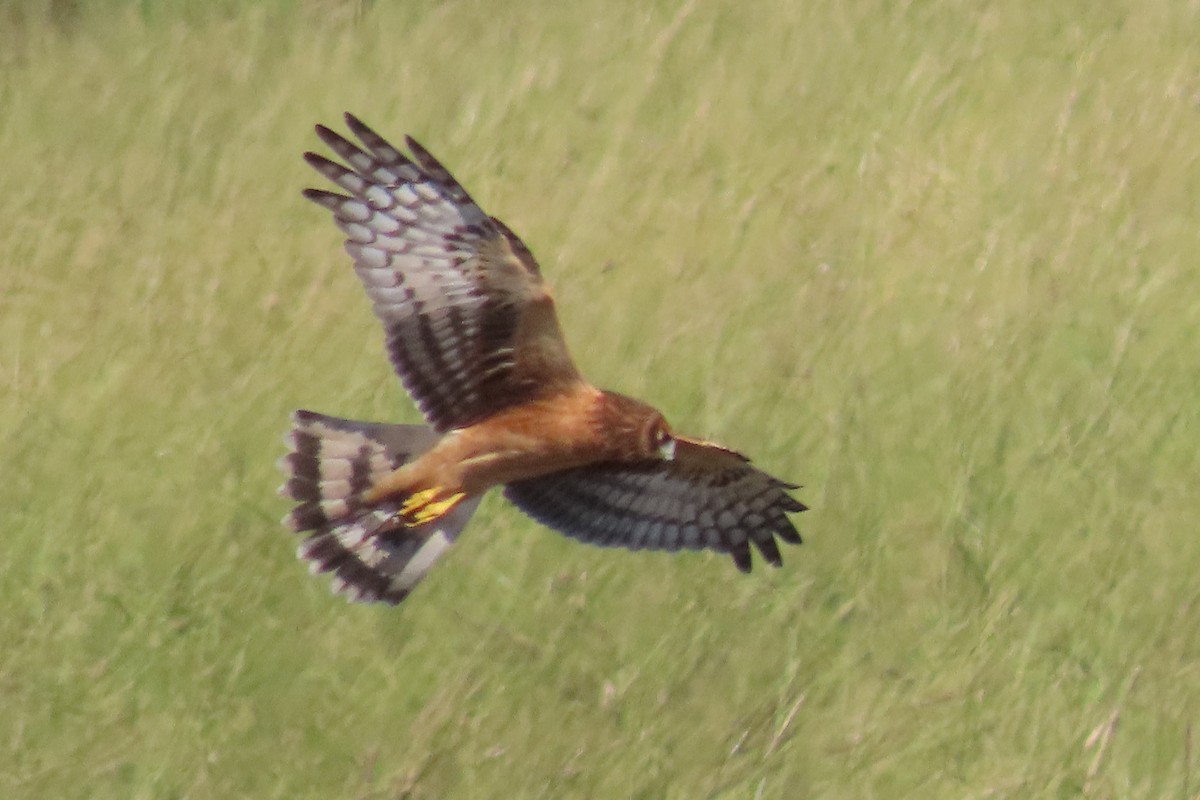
xmin=2 ymin=0 xmax=1199 ymax=797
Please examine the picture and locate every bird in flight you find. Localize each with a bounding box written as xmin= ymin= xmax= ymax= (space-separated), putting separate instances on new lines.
xmin=278 ymin=114 xmax=806 ymax=604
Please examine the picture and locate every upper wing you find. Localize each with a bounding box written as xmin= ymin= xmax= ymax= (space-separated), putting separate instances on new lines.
xmin=303 ymin=113 xmax=583 ymax=433
xmin=503 ymin=436 xmax=806 ymax=572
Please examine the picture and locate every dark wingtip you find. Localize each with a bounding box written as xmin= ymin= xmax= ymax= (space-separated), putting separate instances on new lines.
xmin=301 ymin=188 xmax=348 ymax=210
xmin=342 ymin=113 xmax=373 ymax=145
xmin=403 ymin=134 xmax=443 ymax=171
xmin=752 ymin=535 xmax=783 ymax=568
xmin=343 ymin=112 xmax=380 ymax=144
xmin=403 ymin=134 xmax=427 ymax=156
xmin=314 ymin=123 xmax=353 ymax=151
xmin=730 ymin=540 xmax=753 ymax=573
xmin=777 ymin=527 xmax=802 ymax=546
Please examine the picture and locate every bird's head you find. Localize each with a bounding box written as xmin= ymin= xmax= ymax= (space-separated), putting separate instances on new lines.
xmin=595 ymin=390 xmax=677 ymax=461
xmin=644 ymin=414 xmax=676 ymax=461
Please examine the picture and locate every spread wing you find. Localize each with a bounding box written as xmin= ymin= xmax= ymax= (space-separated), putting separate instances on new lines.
xmin=503 ymin=436 xmax=806 ymax=572
xmin=303 ymin=113 xmax=582 ymax=433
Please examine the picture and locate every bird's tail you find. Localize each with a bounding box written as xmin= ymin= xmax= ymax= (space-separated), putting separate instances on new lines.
xmin=277 ymin=410 xmax=481 ymax=605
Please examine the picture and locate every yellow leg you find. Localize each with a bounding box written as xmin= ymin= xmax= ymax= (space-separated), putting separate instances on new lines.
xmin=397 ymin=487 xmax=466 ymax=526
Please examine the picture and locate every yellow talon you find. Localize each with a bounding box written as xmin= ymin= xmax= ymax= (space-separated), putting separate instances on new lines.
xmin=398 ymin=488 xmax=465 ymax=526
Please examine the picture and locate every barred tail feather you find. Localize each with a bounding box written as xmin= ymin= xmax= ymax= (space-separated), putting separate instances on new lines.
xmin=277 ymin=410 xmax=480 ymax=605
xmin=295 ymin=497 xmax=482 ymax=605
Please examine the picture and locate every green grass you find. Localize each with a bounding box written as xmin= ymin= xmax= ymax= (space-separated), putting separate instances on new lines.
xmin=3 ymin=1 xmax=1200 ymax=797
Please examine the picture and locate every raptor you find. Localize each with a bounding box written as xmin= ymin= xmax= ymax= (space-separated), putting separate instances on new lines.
xmin=278 ymin=114 xmax=806 ymax=604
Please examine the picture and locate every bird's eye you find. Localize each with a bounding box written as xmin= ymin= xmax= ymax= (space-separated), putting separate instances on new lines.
xmin=652 ymin=425 xmax=675 ymax=460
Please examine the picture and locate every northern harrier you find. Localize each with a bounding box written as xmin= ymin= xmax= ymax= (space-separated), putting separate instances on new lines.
xmin=278 ymin=114 xmax=806 ymax=604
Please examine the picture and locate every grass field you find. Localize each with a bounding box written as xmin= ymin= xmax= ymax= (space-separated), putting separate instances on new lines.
xmin=3 ymin=0 xmax=1200 ymax=797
